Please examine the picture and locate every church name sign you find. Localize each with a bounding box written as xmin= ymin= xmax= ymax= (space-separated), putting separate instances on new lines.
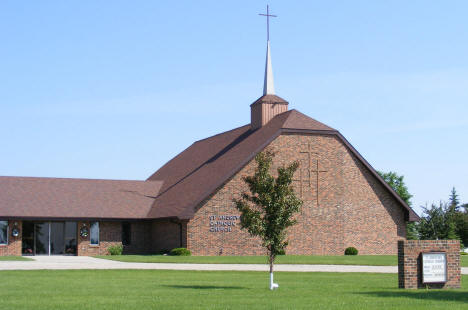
xmin=208 ymin=215 xmax=240 ymax=232
xmin=422 ymin=252 xmax=447 ymax=283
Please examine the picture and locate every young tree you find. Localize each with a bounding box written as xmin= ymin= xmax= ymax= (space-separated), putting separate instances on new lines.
xmin=234 ymin=151 xmax=302 ymax=290
xmin=418 ymin=202 xmax=447 ymax=240
xmin=377 ymin=171 xmax=418 ymax=239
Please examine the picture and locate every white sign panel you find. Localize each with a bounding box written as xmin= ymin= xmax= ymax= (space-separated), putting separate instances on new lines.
xmin=422 ymin=252 xmax=447 ymax=283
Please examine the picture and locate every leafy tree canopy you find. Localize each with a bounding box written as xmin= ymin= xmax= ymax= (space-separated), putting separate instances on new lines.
xmin=378 ymin=170 xmax=417 ymax=239
xmin=377 ymin=171 xmax=412 ymax=206
xmin=234 ymin=151 xmax=303 ymax=277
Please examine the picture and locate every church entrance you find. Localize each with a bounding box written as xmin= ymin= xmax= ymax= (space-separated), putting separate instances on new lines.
xmin=22 ymin=221 xmax=77 ymax=256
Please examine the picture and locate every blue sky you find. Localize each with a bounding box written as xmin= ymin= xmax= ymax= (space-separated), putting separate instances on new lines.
xmin=1 ymin=1 xmax=467 ymax=215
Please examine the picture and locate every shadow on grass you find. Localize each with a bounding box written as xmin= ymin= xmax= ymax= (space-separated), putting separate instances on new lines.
xmin=162 ymin=285 xmax=245 ymax=290
xmin=359 ymin=290 xmax=468 ymax=303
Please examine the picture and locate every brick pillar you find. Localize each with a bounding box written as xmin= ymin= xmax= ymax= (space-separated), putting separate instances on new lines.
xmin=398 ymin=240 xmax=461 ymax=289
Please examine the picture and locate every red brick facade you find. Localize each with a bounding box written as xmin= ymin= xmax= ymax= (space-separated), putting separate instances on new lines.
xmin=77 ymin=221 xmax=122 ymax=256
xmin=187 ymin=133 xmax=407 ymax=256
xmin=0 ymin=219 xmax=186 ymax=256
xmin=0 ymin=134 xmax=410 ymax=257
xmin=151 ymin=220 xmax=186 ymax=254
xmin=78 ymin=220 xmax=182 ymax=256
xmin=0 ymin=221 xmax=22 ymax=256
xmin=398 ymin=240 xmax=461 ymax=289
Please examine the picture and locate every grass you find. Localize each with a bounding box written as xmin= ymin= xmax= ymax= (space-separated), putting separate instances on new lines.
xmin=0 ymin=270 xmax=466 ymax=309
xmin=97 ymin=254 xmax=468 ymax=267
xmin=0 ymin=256 xmax=33 ymax=261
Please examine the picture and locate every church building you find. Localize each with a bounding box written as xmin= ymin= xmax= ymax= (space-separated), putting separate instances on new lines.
xmin=0 ymin=18 xmax=419 ymax=257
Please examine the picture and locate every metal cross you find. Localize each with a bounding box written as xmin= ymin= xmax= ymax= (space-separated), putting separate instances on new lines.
xmin=259 ymin=5 xmax=277 ymax=41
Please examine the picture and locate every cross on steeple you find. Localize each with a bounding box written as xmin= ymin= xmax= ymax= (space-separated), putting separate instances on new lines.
xmin=259 ymin=5 xmax=277 ymax=95
xmin=259 ymin=5 xmax=277 ymax=41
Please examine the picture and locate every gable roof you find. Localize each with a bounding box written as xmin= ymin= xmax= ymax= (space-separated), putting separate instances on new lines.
xmin=0 ymin=109 xmax=419 ymax=222
xmin=0 ymin=177 xmax=162 ymax=220
xmin=147 ymin=109 xmax=419 ymax=222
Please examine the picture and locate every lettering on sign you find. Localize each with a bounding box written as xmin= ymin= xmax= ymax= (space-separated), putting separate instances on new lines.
xmin=422 ymin=252 xmax=447 ymax=283
xmin=208 ymin=215 xmax=240 ymax=232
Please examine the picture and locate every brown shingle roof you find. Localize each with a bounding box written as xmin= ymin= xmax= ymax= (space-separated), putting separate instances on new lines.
xmin=0 ymin=109 xmax=419 ymax=222
xmin=0 ymin=177 xmax=162 ymax=220
xmin=147 ymin=109 xmax=419 ymax=221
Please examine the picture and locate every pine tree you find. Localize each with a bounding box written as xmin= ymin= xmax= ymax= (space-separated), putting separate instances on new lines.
xmin=234 ymin=151 xmax=302 ymax=290
xmin=449 ymin=187 xmax=460 ymax=212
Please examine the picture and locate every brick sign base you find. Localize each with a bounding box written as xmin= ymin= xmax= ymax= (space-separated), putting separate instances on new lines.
xmin=398 ymin=240 xmax=461 ymax=289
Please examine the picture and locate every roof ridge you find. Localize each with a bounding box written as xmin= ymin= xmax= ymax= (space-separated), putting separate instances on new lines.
xmin=281 ymin=109 xmax=336 ymax=131
xmin=193 ymin=124 xmax=251 ymax=144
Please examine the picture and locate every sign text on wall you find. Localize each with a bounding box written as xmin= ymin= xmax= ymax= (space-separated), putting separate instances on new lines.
xmin=209 ymin=215 xmax=240 ymax=232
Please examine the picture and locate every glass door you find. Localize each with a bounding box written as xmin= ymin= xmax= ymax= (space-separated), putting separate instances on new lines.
xmin=22 ymin=221 xmax=34 ymax=255
xmin=35 ymin=222 xmax=50 ymax=255
xmin=64 ymin=222 xmax=77 ymax=255
xmin=22 ymin=221 xmax=77 ymax=256
xmin=50 ymin=222 xmax=65 ymax=255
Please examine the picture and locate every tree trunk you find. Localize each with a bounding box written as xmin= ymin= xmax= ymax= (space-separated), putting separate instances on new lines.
xmin=269 ymin=253 xmax=274 ymax=273
xmin=269 ymin=252 xmax=278 ymax=290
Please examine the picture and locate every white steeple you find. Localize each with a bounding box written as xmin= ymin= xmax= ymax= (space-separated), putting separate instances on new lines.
xmin=263 ymin=41 xmax=275 ymax=95
xmin=259 ymin=5 xmax=277 ymax=96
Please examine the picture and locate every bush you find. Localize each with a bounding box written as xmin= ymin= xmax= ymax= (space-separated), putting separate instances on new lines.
xmin=170 ymin=248 xmax=191 ymax=256
xmin=107 ymin=244 xmax=123 ymax=255
xmin=344 ymin=247 xmax=358 ymax=255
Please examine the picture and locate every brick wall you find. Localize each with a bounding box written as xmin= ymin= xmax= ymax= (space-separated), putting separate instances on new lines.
xmin=77 ymin=221 xmax=121 ymax=256
xmin=0 ymin=219 xmax=183 ymax=257
xmin=398 ymin=240 xmax=461 ymax=289
xmin=187 ymin=133 xmax=407 ymax=256
xmin=122 ymin=221 xmax=152 ymax=254
xmin=0 ymin=221 xmax=22 ymax=256
xmin=151 ymin=220 xmax=183 ymax=254
xmin=78 ymin=221 xmax=155 ymax=256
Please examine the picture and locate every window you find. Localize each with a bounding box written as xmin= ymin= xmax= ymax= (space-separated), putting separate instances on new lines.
xmin=122 ymin=222 xmax=131 ymax=246
xmin=0 ymin=221 xmax=8 ymax=245
xmin=90 ymin=222 xmax=99 ymax=245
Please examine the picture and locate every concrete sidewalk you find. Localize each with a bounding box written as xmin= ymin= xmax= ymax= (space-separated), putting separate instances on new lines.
xmin=0 ymin=256 xmax=467 ymax=274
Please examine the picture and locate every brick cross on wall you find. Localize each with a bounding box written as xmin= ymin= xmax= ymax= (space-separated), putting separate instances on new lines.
xmin=293 ymin=143 xmax=328 ymax=206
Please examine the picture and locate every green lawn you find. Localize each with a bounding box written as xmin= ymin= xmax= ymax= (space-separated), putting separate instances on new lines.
xmin=0 ymin=270 xmax=466 ymax=309
xmin=0 ymin=256 xmax=33 ymax=261
xmin=96 ymin=254 xmax=468 ymax=267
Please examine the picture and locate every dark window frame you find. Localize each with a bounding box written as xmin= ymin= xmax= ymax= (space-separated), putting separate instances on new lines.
xmin=122 ymin=222 xmax=131 ymax=246
xmin=0 ymin=221 xmax=8 ymax=245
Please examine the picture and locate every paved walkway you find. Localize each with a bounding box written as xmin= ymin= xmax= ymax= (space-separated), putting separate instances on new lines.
xmin=0 ymin=256 xmax=467 ymax=274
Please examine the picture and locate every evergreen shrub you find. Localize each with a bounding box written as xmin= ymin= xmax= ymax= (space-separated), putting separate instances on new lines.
xmin=344 ymin=247 xmax=358 ymax=255
xmin=170 ymin=248 xmax=191 ymax=256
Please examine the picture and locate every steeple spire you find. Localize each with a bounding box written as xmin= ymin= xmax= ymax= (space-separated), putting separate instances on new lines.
xmin=259 ymin=5 xmax=276 ymax=95
xmin=263 ymin=41 xmax=275 ymax=95
xmin=251 ymin=5 xmax=288 ymax=130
